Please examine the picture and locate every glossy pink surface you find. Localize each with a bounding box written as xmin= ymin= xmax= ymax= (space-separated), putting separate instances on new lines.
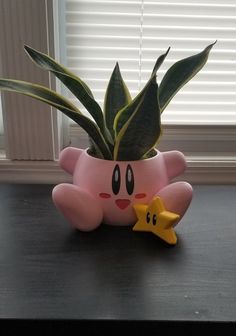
xmin=53 ymin=148 xmax=192 ymax=231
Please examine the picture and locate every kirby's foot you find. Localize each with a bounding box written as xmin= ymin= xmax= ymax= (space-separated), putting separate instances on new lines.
xmin=156 ymin=181 xmax=193 ymax=225
xmin=52 ymin=183 xmax=103 ymax=231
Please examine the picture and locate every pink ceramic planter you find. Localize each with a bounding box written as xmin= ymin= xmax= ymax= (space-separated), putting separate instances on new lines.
xmin=52 ymin=147 xmax=192 ymax=231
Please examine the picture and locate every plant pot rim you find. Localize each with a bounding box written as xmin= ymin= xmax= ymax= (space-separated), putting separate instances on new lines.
xmin=84 ymin=148 xmax=159 ymax=163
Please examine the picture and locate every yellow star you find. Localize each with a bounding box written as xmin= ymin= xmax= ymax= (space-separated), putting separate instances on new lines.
xmin=133 ymin=196 xmax=180 ymax=245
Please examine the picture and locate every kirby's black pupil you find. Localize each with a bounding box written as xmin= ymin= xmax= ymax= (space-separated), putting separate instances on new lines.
xmin=146 ymin=212 xmax=151 ymax=223
xmin=112 ymin=164 xmax=121 ymax=195
xmin=126 ymin=165 xmax=134 ymax=195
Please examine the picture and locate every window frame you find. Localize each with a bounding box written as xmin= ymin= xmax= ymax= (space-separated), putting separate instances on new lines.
xmin=0 ymin=0 xmax=60 ymax=161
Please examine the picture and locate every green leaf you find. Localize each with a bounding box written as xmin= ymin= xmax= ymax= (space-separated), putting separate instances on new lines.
xmin=151 ymin=47 xmax=170 ymax=76
xmin=114 ymin=77 xmax=161 ymax=161
xmin=0 ymin=78 xmax=79 ymax=111
xmin=159 ymin=41 xmax=216 ymax=112
xmin=24 ymin=45 xmax=111 ymax=143
xmin=87 ymin=137 xmax=104 ymax=158
xmin=113 ymin=92 xmax=142 ymax=137
xmin=114 ymin=48 xmax=170 ymax=136
xmin=113 ymin=76 xmax=154 ymax=136
xmin=0 ymin=79 xmax=112 ymax=160
xmin=141 ymin=148 xmax=157 ymax=160
xmin=104 ymin=62 xmax=131 ymax=139
xmin=24 ymin=45 xmax=93 ymax=97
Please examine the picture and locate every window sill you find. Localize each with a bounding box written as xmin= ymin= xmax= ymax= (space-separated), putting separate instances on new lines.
xmin=0 ymin=154 xmax=235 ymax=184
xmin=0 ymin=123 xmax=235 ymax=184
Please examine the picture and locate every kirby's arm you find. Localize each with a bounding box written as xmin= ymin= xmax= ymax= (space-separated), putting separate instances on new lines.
xmin=59 ymin=147 xmax=83 ymax=175
xmin=163 ymin=150 xmax=187 ymax=180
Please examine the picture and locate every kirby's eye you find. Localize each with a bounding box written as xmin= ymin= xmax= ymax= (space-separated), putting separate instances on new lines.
xmin=152 ymin=214 xmax=157 ymax=225
xmin=112 ymin=164 xmax=121 ymax=195
xmin=146 ymin=212 xmax=151 ymax=223
xmin=126 ymin=165 xmax=134 ymax=195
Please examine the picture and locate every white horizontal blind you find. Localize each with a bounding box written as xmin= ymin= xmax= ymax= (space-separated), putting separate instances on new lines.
xmin=63 ymin=0 xmax=236 ymax=125
xmin=65 ymin=0 xmax=142 ymax=107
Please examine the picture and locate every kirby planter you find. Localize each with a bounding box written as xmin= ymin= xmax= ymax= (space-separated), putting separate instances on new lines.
xmin=0 ymin=42 xmax=213 ymax=243
xmin=52 ymin=147 xmax=192 ymax=233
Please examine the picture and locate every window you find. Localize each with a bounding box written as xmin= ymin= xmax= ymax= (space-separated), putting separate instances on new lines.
xmin=62 ymin=0 xmax=236 ymax=125
xmin=59 ymin=0 xmax=236 ymax=173
xmin=0 ymin=0 xmax=235 ymax=183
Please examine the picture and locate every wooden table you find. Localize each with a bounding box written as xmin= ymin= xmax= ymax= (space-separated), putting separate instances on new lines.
xmin=0 ymin=184 xmax=235 ymax=332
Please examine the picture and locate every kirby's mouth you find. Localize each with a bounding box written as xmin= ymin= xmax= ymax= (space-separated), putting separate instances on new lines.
xmin=115 ymin=199 xmax=131 ymax=210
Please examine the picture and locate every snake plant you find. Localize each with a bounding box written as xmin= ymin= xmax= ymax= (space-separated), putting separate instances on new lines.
xmin=0 ymin=41 xmax=216 ymax=161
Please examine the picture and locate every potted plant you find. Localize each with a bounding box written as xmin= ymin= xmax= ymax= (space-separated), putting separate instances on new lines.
xmin=0 ymin=42 xmax=216 ymax=243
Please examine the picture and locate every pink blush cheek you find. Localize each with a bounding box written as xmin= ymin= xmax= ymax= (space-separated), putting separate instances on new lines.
xmin=135 ymin=193 xmax=146 ymax=199
xmin=99 ymin=193 xmax=111 ymax=199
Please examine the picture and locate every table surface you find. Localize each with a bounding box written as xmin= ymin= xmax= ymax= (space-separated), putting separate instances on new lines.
xmin=0 ymin=184 xmax=235 ymax=327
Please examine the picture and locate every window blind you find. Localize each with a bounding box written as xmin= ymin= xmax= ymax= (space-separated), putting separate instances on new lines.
xmin=63 ymin=0 xmax=236 ymax=125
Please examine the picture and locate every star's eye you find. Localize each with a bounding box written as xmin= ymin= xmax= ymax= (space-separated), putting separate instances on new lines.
xmin=146 ymin=212 xmax=151 ymax=223
xmin=112 ymin=164 xmax=121 ymax=195
xmin=152 ymin=214 xmax=157 ymax=225
xmin=126 ymin=164 xmax=134 ymax=195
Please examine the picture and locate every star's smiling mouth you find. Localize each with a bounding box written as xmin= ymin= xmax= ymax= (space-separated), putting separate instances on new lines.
xmin=115 ymin=199 xmax=131 ymax=210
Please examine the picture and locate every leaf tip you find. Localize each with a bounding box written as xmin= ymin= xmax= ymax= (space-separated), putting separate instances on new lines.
xmin=110 ymin=62 xmax=121 ymax=78
xmin=114 ymin=62 xmax=120 ymax=72
xmin=166 ymin=46 xmax=171 ymax=56
xmin=24 ymin=44 xmax=30 ymax=55
xmin=210 ymin=40 xmax=217 ymax=48
xmin=205 ymin=40 xmax=217 ymax=53
xmin=24 ymin=44 xmax=35 ymax=60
